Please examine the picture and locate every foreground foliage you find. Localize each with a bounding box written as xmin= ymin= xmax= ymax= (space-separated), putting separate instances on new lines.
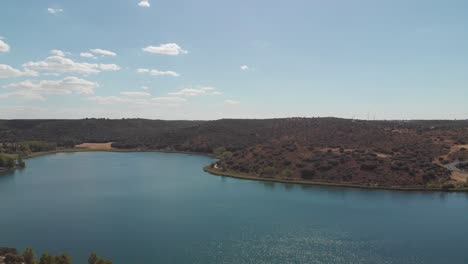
xmin=0 ymin=248 xmax=111 ymax=264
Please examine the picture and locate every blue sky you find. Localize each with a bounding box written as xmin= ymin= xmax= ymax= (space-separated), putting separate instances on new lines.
xmin=0 ymin=0 xmax=467 ymax=120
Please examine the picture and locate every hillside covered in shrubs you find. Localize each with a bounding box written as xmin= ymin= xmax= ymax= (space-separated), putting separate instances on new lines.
xmin=1 ymin=118 xmax=468 ymax=189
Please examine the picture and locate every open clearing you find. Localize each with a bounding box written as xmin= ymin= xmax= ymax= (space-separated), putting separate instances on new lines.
xmin=75 ymin=142 xmax=114 ymax=150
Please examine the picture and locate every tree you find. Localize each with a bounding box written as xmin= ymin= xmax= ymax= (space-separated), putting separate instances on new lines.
xmin=88 ymin=252 xmax=98 ymax=264
xmin=281 ymin=169 xmax=293 ymax=178
xmin=17 ymin=156 xmax=26 ymax=168
xmin=213 ymin=147 xmax=226 ymax=157
xmin=96 ymin=258 xmax=112 ymax=264
xmin=6 ymin=157 xmax=15 ymax=169
xmin=23 ymin=248 xmax=36 ymax=264
xmin=39 ymin=254 xmax=54 ymax=264
xmin=4 ymin=253 xmax=24 ymax=264
xmin=222 ymin=151 xmax=233 ymax=158
xmin=54 ymin=254 xmax=71 ymax=264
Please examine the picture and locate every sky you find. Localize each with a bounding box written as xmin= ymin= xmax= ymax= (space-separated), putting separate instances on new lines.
xmin=0 ymin=0 xmax=467 ymax=120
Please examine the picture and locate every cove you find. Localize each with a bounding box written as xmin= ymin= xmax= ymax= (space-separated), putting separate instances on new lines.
xmin=1 ymin=152 xmax=468 ymax=264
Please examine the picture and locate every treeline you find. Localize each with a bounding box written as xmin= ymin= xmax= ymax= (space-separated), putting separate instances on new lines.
xmin=0 ymin=247 xmax=111 ymax=264
xmin=0 ymin=154 xmax=24 ymax=170
xmin=1 ymin=118 xmax=468 ymax=154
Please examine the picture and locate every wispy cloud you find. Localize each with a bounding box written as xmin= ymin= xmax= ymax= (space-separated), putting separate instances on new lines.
xmin=90 ymin=48 xmax=117 ymax=57
xmin=89 ymin=94 xmax=186 ymax=106
xmin=224 ymin=99 xmax=240 ymax=105
xmin=143 ymin=43 xmax=187 ymax=55
xmin=0 ymin=64 xmax=38 ymax=79
xmin=137 ymin=68 xmax=180 ymax=77
xmin=151 ymin=97 xmax=187 ymax=103
xmin=23 ymin=56 xmax=120 ymax=75
xmin=1 ymin=77 xmax=99 ymax=100
xmin=169 ymin=87 xmax=221 ymax=97
xmin=0 ymin=39 xmax=10 ymax=53
xmin=50 ymin=49 xmax=70 ymax=57
xmin=47 ymin=8 xmax=63 ymax=14
xmin=80 ymin=52 xmax=97 ymax=59
xmin=240 ymin=65 xmax=249 ymax=71
xmin=120 ymin=91 xmax=151 ymax=97
xmin=138 ymin=0 xmax=150 ymax=7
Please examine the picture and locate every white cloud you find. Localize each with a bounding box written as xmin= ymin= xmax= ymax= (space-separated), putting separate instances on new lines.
xmin=0 ymin=64 xmax=38 ymax=79
xmin=141 ymin=86 xmax=150 ymax=90
xmin=80 ymin=52 xmax=97 ymax=59
xmin=50 ymin=50 xmax=70 ymax=57
xmin=99 ymin=64 xmax=121 ymax=71
xmin=224 ymin=99 xmax=240 ymax=105
xmin=23 ymin=56 xmax=121 ymax=74
xmin=89 ymin=94 xmax=186 ymax=106
xmin=120 ymin=91 xmax=151 ymax=97
xmin=138 ymin=0 xmax=150 ymax=7
xmin=47 ymin=8 xmax=63 ymax=14
xmin=90 ymin=48 xmax=117 ymax=57
xmin=240 ymin=65 xmax=249 ymax=71
xmin=1 ymin=77 xmax=99 ymax=100
xmin=137 ymin=68 xmax=180 ymax=77
xmin=143 ymin=43 xmax=187 ymax=55
xmin=169 ymin=87 xmax=220 ymax=97
xmin=0 ymin=39 xmax=10 ymax=53
xmin=89 ymin=96 xmax=128 ymax=105
xmin=151 ymin=97 xmax=187 ymax=103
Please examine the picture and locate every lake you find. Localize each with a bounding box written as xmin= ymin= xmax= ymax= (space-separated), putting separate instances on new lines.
xmin=1 ymin=152 xmax=468 ymax=264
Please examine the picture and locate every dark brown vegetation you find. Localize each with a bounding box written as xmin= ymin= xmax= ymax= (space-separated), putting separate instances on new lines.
xmin=1 ymin=118 xmax=468 ymax=189
xmin=0 ymin=247 xmax=111 ymax=264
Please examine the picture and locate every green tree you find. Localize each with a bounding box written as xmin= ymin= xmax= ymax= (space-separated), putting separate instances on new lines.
xmin=213 ymin=147 xmax=226 ymax=157
xmin=39 ymin=254 xmax=54 ymax=264
xmin=54 ymin=254 xmax=71 ymax=264
xmin=96 ymin=258 xmax=112 ymax=264
xmin=23 ymin=248 xmax=36 ymax=264
xmin=6 ymin=157 xmax=15 ymax=169
xmin=88 ymin=252 xmax=98 ymax=264
xmin=222 ymin=151 xmax=233 ymax=158
xmin=281 ymin=169 xmax=293 ymax=178
xmin=17 ymin=156 xmax=26 ymax=168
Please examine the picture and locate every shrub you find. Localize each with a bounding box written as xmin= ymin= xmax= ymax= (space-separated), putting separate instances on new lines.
xmin=222 ymin=151 xmax=233 ymax=158
xmin=301 ymin=169 xmax=316 ymax=180
xmin=281 ymin=169 xmax=293 ymax=178
xmin=261 ymin=166 xmax=276 ymax=178
xmin=23 ymin=248 xmax=35 ymax=264
xmin=213 ymin=147 xmax=226 ymax=156
xmin=5 ymin=253 xmax=24 ymax=264
xmin=295 ymin=163 xmax=305 ymax=168
xmin=360 ymin=162 xmax=377 ymax=171
xmin=0 ymin=248 xmax=18 ymax=255
xmin=442 ymin=183 xmax=455 ymax=190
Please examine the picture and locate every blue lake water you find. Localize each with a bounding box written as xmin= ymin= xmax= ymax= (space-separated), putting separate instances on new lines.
xmin=1 ymin=152 xmax=468 ymax=264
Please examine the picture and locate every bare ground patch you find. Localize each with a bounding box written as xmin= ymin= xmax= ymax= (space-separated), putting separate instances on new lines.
xmin=75 ymin=142 xmax=114 ymax=150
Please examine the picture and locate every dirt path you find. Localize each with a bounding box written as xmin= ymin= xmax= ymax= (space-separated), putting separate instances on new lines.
xmin=75 ymin=142 xmax=114 ymax=150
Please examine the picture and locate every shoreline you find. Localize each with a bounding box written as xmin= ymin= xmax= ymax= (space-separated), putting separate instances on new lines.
xmin=16 ymin=147 xmax=468 ymax=193
xmin=203 ymin=166 xmax=468 ymax=193
xmin=22 ymin=148 xmax=220 ymax=159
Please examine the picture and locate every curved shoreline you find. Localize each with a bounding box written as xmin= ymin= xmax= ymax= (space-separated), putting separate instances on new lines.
xmin=17 ymin=148 xmax=468 ymax=192
xmin=203 ymin=166 xmax=468 ymax=193
xmin=22 ymin=148 xmax=219 ymax=159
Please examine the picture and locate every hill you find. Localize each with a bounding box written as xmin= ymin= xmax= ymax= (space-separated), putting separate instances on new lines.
xmin=1 ymin=118 xmax=467 ymax=189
